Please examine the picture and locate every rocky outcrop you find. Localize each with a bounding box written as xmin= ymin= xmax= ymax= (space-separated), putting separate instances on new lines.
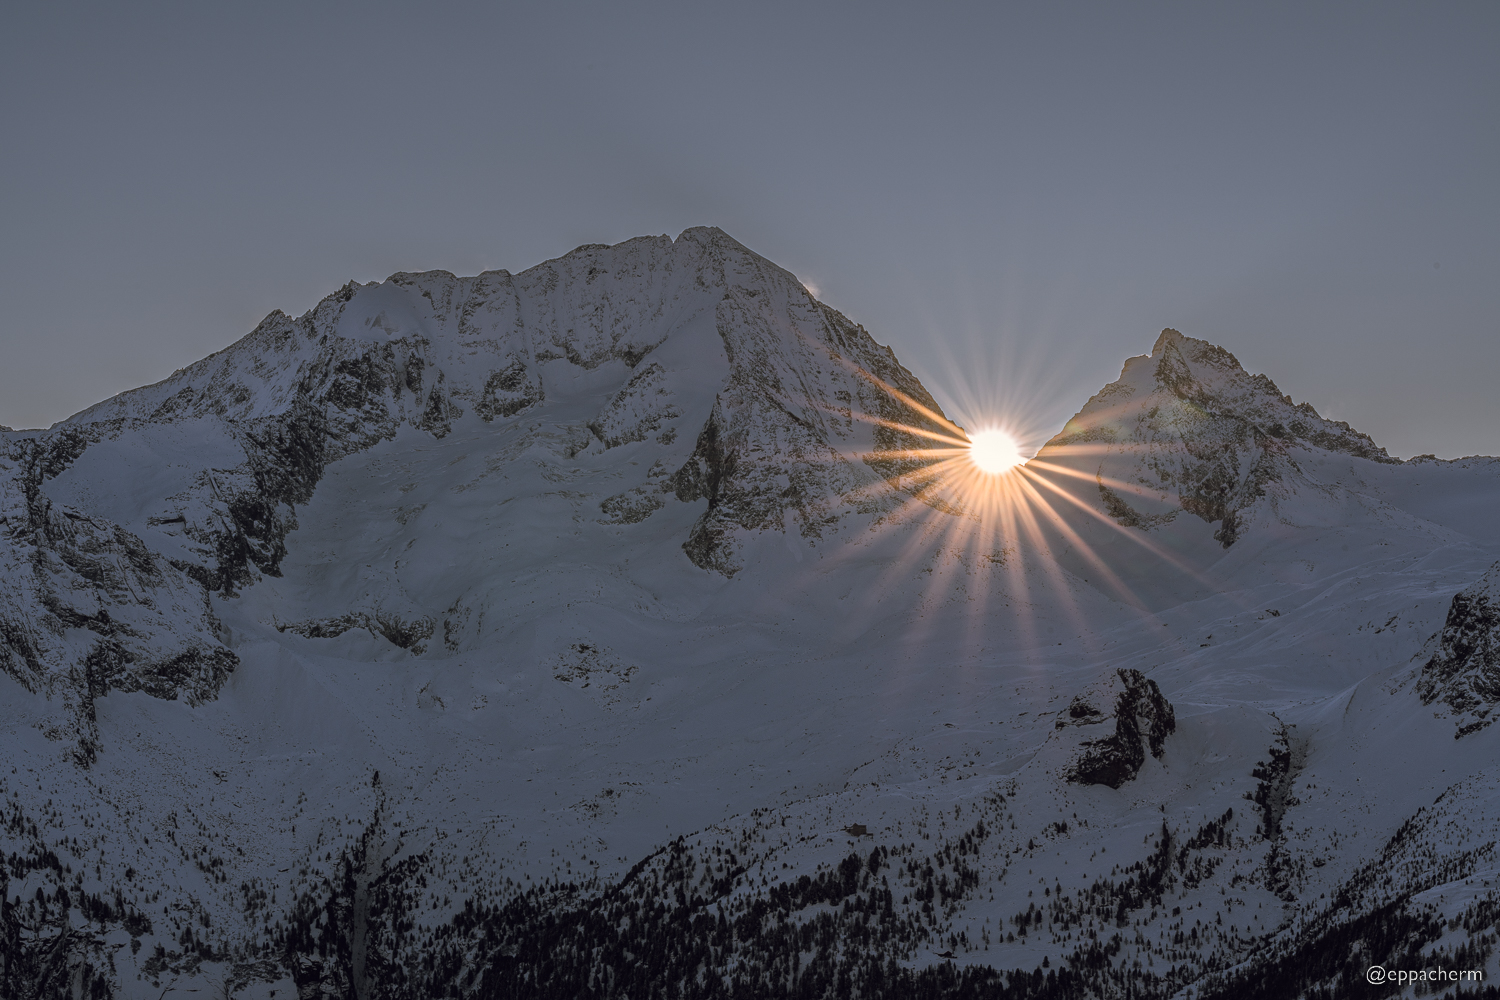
xmin=1056 ymin=668 xmax=1176 ymax=788
xmin=1416 ymin=563 xmax=1500 ymax=737
xmin=0 ymin=435 xmax=236 ymax=762
xmin=274 ymin=610 xmax=437 ymax=655
xmin=1040 ymin=328 xmax=1396 ymax=548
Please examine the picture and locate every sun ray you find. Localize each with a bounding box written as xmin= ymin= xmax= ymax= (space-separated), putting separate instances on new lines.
xmin=1017 ymin=464 xmax=1224 ymax=591
xmin=744 ymin=349 xmax=1268 ymax=664
xmin=1026 ymin=456 xmax=1188 ymax=503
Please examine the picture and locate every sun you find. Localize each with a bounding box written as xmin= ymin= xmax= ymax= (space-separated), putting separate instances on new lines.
xmin=967 ymin=429 xmax=1024 ymax=474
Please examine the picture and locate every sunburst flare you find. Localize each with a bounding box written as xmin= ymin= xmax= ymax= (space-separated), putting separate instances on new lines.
xmin=967 ymin=429 xmax=1024 ymax=474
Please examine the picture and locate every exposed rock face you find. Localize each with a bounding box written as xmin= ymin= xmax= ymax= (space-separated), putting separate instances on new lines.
xmin=1040 ymin=328 xmax=1396 ymax=547
xmin=1057 ymin=668 xmax=1176 ymax=788
xmin=0 ymin=435 xmax=236 ymax=762
xmin=274 ymin=611 xmax=437 ymax=654
xmin=654 ymin=236 xmax=958 ymax=574
xmin=1416 ymin=563 xmax=1500 ymax=737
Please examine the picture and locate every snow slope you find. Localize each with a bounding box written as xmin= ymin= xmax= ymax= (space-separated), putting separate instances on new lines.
xmin=3 ymin=230 xmax=1499 ymax=999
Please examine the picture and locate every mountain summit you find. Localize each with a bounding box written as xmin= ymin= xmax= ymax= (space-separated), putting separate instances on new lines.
xmin=3 ymin=229 xmax=960 ymax=726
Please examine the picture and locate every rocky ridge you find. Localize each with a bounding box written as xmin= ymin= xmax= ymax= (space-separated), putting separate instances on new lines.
xmin=1415 ymin=561 xmax=1500 ymax=737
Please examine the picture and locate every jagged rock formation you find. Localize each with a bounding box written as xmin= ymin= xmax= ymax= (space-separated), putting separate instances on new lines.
xmin=1416 ymin=562 xmax=1500 ymax=737
xmin=0 ymin=435 xmax=236 ymax=762
xmin=1056 ymin=668 xmax=1176 ymax=788
xmin=273 ymin=610 xmax=436 ymax=653
xmin=1039 ymin=328 xmax=1396 ymax=547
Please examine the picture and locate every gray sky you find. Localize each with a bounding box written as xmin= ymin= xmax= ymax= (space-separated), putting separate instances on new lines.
xmin=3 ymin=2 xmax=1496 ymax=458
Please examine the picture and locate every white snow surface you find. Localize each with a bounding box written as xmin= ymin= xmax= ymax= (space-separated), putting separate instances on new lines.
xmin=3 ymin=228 xmax=1499 ymax=998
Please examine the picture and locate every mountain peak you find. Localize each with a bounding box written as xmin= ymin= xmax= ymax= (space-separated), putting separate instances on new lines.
xmin=1150 ymin=325 xmax=1187 ymax=354
xmin=1 ymin=228 xmax=960 ymax=731
xmin=1042 ymin=327 xmax=1395 ymax=548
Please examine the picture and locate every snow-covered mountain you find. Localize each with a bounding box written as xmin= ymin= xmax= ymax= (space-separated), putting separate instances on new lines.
xmin=3 ymin=228 xmax=1500 ymax=999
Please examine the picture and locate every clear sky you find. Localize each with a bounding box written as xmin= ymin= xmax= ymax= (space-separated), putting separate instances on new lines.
xmin=3 ymin=2 xmax=1496 ymax=458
